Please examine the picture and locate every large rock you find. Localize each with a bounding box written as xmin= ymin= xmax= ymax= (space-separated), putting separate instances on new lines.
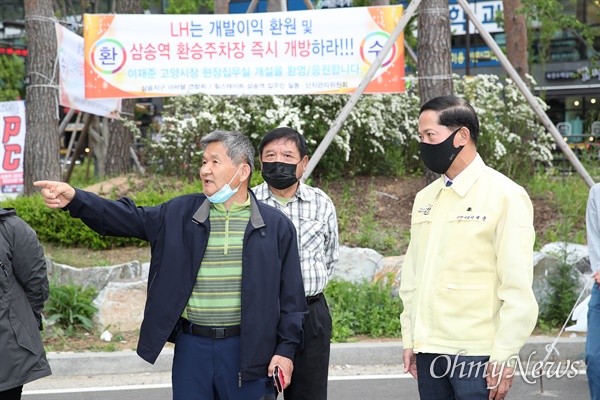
xmin=47 ymin=260 xmax=143 ymax=292
xmin=533 ymin=248 xmax=592 ymax=320
xmin=539 ymin=242 xmax=591 ymax=274
xmin=46 ymin=260 xmax=150 ymax=332
xmin=372 ymin=255 xmax=404 ymax=297
xmin=335 ymin=246 xmax=383 ymax=283
xmin=93 ymin=279 xmax=147 ymax=331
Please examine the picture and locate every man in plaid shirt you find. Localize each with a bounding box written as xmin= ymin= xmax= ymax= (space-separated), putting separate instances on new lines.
xmin=253 ymin=127 xmax=339 ymax=400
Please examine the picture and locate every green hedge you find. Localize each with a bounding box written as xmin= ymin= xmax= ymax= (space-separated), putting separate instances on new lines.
xmin=0 ymin=194 xmax=144 ymax=249
xmin=0 ymin=179 xmax=206 ymax=250
xmin=0 ymin=174 xmax=265 ymax=250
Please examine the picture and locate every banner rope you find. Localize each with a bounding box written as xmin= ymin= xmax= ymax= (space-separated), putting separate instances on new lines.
xmin=417 ymin=8 xmax=449 ymax=14
xmin=24 ymin=15 xmax=59 ymax=24
xmin=404 ymin=75 xmax=454 ymax=81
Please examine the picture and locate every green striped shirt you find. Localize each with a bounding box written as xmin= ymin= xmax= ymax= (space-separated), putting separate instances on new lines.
xmin=184 ymin=198 xmax=250 ymax=326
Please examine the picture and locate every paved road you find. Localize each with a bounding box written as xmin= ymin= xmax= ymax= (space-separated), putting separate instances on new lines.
xmin=22 ymin=366 xmax=591 ymax=400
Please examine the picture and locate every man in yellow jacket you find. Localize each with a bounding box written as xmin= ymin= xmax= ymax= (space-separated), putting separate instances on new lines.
xmin=400 ymin=95 xmax=538 ymax=400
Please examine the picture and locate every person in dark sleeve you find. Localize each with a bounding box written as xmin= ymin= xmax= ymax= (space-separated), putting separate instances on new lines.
xmin=35 ymin=130 xmax=307 ymax=400
xmin=0 ymin=208 xmax=51 ymax=399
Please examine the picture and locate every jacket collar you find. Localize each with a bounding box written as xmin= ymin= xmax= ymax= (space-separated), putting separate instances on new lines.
xmin=254 ymin=181 xmax=315 ymax=203
xmin=0 ymin=208 xmax=16 ymax=219
xmin=439 ymin=154 xmax=485 ymax=198
xmin=295 ymin=182 xmax=316 ymax=202
xmin=191 ymin=191 xmax=265 ymax=229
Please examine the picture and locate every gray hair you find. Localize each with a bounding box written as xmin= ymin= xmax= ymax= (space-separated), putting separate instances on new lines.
xmin=200 ymin=130 xmax=255 ymax=170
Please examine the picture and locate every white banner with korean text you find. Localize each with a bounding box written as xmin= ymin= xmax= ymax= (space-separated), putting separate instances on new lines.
xmin=0 ymin=101 xmax=25 ymax=199
xmin=56 ymin=24 xmax=121 ymax=117
xmin=83 ymin=6 xmax=405 ymax=98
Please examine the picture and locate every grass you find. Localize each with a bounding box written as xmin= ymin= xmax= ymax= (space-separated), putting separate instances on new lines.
xmin=525 ymin=171 xmax=593 ymax=248
xmin=44 ymin=243 xmax=151 ymax=268
xmin=336 ymin=178 xmax=409 ymax=256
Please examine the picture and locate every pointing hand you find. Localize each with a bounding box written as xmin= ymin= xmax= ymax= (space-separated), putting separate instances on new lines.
xmin=33 ymin=181 xmax=76 ymax=209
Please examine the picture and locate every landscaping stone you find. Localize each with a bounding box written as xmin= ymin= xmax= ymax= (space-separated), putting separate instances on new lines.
xmin=46 ymin=242 xmax=593 ymax=334
xmin=47 ymin=260 xmax=143 ymax=292
xmin=92 ymin=279 xmax=147 ymax=331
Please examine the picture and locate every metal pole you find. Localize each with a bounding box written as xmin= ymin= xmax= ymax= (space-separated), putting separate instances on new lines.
xmin=302 ymin=0 xmax=422 ymax=181
xmin=465 ymin=17 xmax=470 ymax=76
xmin=404 ymin=40 xmax=418 ymax=65
xmin=246 ymin=0 xmax=259 ymax=13
xmin=455 ymin=0 xmax=595 ymax=188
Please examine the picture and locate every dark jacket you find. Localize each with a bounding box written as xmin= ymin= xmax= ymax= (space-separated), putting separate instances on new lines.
xmin=0 ymin=208 xmax=51 ymax=391
xmin=65 ymin=189 xmax=308 ymax=380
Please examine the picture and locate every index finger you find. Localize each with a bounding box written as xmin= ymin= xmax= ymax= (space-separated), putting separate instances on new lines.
xmin=33 ymin=180 xmax=55 ymax=189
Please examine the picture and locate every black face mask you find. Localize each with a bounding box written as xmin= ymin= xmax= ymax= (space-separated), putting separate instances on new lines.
xmin=261 ymin=161 xmax=299 ymax=190
xmin=419 ymin=128 xmax=464 ymax=174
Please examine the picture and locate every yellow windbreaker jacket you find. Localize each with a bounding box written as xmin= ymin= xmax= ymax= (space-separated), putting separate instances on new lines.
xmin=400 ymin=155 xmax=539 ymax=365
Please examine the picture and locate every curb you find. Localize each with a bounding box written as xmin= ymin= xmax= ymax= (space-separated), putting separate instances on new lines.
xmin=46 ymin=336 xmax=587 ymax=377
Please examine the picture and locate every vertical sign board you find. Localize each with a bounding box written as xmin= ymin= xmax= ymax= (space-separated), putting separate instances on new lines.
xmin=0 ymin=101 xmax=25 ymax=199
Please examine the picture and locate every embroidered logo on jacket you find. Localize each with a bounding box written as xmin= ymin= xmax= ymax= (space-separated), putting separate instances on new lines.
xmin=418 ymin=204 xmax=433 ymax=215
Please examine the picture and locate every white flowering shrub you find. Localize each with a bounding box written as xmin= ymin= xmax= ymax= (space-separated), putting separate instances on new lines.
xmin=141 ymin=74 xmax=553 ymax=180
xmin=455 ymin=74 xmax=554 ymax=177
xmin=142 ymin=95 xmax=253 ymax=177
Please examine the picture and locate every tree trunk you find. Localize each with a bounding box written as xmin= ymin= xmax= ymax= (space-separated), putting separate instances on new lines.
xmin=23 ymin=0 xmax=61 ymax=195
xmin=89 ymin=116 xmax=107 ymax=179
xmin=267 ymin=0 xmax=287 ymax=12
xmin=417 ymin=0 xmax=453 ymax=104
xmin=503 ymin=0 xmax=528 ymax=80
xmin=417 ymin=0 xmax=453 ymax=185
xmin=104 ymin=99 xmax=136 ymax=178
xmin=214 ymin=0 xmax=230 ymax=14
xmin=102 ymin=0 xmax=142 ymax=178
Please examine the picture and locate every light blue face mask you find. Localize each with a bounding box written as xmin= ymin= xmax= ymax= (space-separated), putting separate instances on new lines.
xmin=206 ymin=165 xmax=243 ymax=204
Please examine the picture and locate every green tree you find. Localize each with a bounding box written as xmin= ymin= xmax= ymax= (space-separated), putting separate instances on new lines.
xmin=0 ymin=55 xmax=25 ymax=101
xmin=165 ymin=0 xmax=213 ymax=13
xmin=521 ymin=0 xmax=600 ymax=65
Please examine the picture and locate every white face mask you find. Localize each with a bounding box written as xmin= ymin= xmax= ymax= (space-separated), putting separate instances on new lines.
xmin=206 ymin=165 xmax=243 ymax=204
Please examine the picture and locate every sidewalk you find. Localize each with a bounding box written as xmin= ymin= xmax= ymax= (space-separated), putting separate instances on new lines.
xmin=45 ymin=335 xmax=587 ymax=377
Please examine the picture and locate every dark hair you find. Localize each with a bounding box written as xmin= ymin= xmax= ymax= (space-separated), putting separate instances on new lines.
xmin=258 ymin=127 xmax=308 ymax=158
xmin=420 ymin=95 xmax=480 ymax=144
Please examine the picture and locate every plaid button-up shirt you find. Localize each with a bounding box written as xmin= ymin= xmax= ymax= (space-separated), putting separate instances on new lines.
xmin=253 ymin=182 xmax=339 ymax=297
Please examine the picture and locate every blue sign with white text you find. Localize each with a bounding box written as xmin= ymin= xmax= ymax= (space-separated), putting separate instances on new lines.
xmin=451 ymin=47 xmax=500 ymax=68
